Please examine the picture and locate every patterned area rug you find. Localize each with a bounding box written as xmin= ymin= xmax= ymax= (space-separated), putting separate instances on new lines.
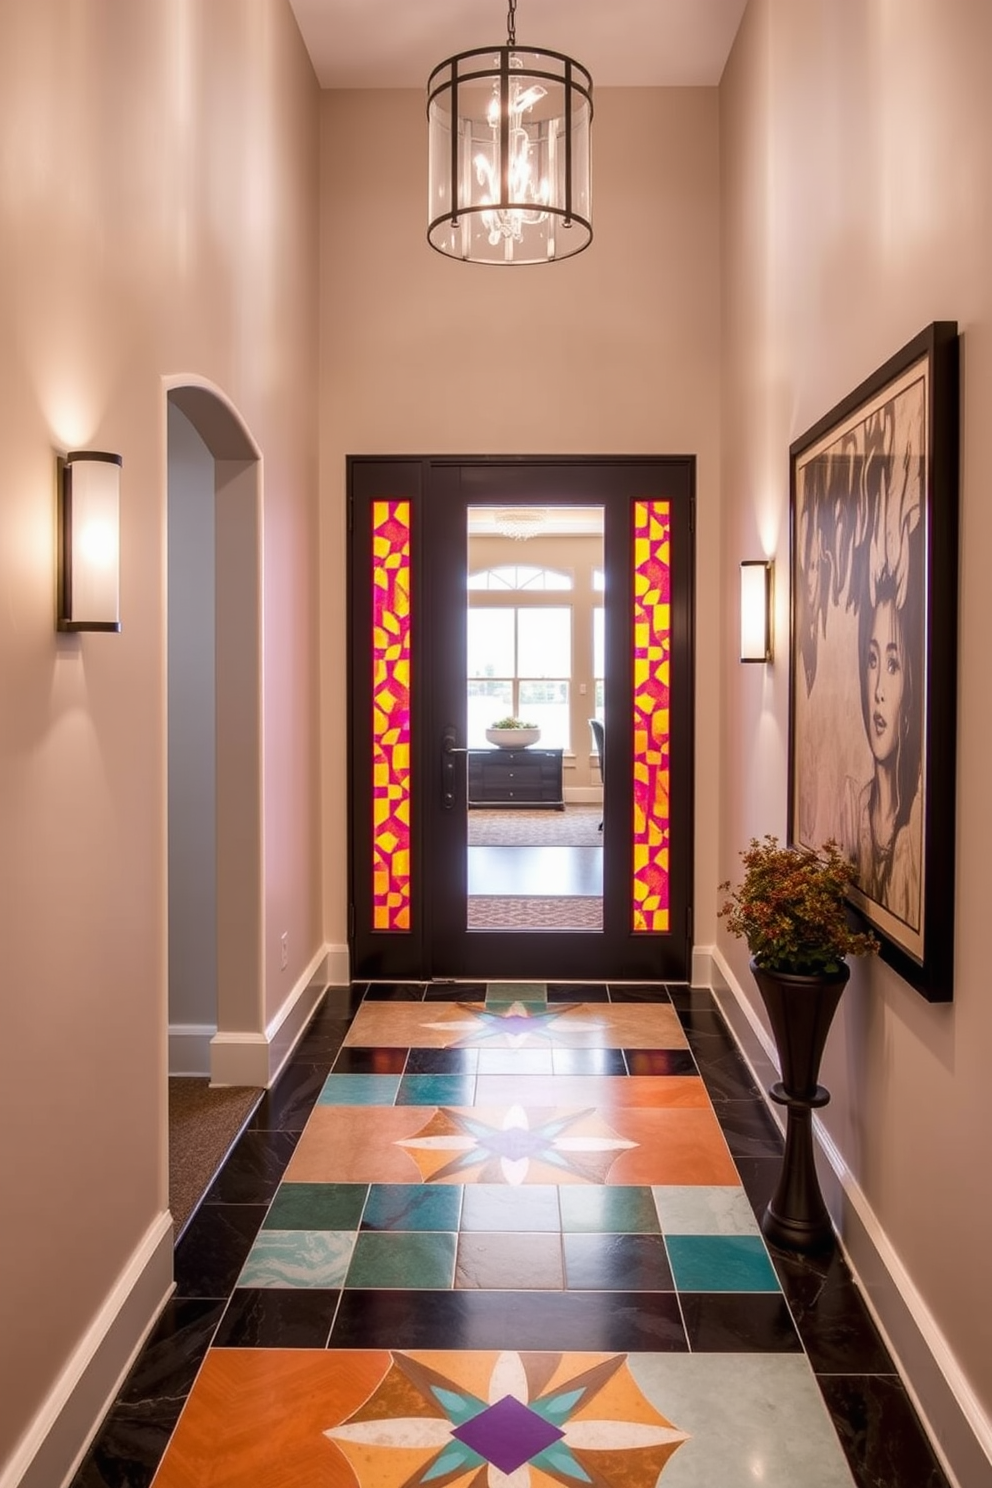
xmin=468 ymin=895 xmax=603 ymax=929
xmin=467 ymin=806 xmax=602 ymax=847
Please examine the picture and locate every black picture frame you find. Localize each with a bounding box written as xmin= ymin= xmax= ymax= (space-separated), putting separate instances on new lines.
xmin=788 ymin=322 xmax=959 ymax=1002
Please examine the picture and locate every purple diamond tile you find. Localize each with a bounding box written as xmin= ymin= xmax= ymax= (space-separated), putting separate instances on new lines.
xmin=452 ymin=1395 xmax=564 ymax=1475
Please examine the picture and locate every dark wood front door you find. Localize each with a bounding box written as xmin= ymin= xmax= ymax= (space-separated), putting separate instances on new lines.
xmin=348 ymin=457 xmax=695 ymax=982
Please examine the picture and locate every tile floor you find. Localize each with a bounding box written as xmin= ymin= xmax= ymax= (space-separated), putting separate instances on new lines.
xmin=72 ymin=982 xmax=950 ymax=1487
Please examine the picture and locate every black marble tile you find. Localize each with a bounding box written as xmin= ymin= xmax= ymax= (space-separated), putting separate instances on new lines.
xmin=425 ymin=981 xmax=487 ymax=1001
xmin=213 ymin=1288 xmax=341 ymax=1349
xmin=117 ymin=1297 xmax=223 ymax=1403
xmin=770 ymin=1248 xmax=894 ymax=1374
xmin=715 ymin=1098 xmax=784 ymax=1158
xmin=362 ymin=982 xmax=428 ymax=1001
xmin=623 ymin=1048 xmax=699 ymax=1076
xmin=70 ymin=1412 xmax=170 ymax=1488
xmin=69 ymin=1300 xmax=225 ymax=1488
xmin=667 ymin=987 xmax=714 ymax=1013
xmin=679 ymin=1291 xmax=803 ymax=1351
xmin=248 ymin=1063 xmax=327 ymax=1132
xmin=563 ymin=1233 xmax=675 ymax=1291
xmin=330 ymin=1289 xmax=688 ymax=1351
xmin=405 ymin=1046 xmax=480 ymax=1074
xmin=732 ymin=1155 xmax=781 ymax=1220
xmin=173 ymin=1202 xmax=267 ymax=1299
xmin=674 ymin=1005 xmax=736 ymax=1041
xmin=203 ymin=1129 xmax=299 ymax=1204
xmin=547 ymin=982 xmax=610 ymax=1001
xmin=692 ymin=1040 xmax=765 ymax=1104
xmin=331 ymin=1046 xmax=409 ymax=1074
xmin=552 ymin=1047 xmax=628 ymax=1075
xmin=818 ymin=1374 xmax=951 ymax=1488
xmin=307 ymin=998 xmax=353 ymax=1031
xmin=321 ymin=984 xmax=357 ymax=1015
xmin=294 ymin=1022 xmax=352 ymax=1059
xmin=608 ymin=983 xmax=674 ymax=1003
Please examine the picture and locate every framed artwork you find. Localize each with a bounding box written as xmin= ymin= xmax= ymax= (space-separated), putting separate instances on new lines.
xmin=789 ymin=322 xmax=959 ymax=1001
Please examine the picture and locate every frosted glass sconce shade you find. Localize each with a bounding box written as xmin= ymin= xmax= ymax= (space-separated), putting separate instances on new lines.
xmin=58 ymin=451 xmax=121 ymax=632
xmin=740 ymin=560 xmax=772 ymax=662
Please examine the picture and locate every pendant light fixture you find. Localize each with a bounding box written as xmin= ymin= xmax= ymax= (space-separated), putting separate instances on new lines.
xmin=427 ymin=0 xmax=593 ymax=265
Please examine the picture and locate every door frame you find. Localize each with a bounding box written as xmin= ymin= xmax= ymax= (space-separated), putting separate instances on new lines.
xmin=347 ymin=455 xmax=696 ymax=983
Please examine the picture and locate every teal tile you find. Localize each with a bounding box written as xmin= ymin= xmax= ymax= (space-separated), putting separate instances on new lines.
xmin=263 ymin=1183 xmax=368 ymax=1231
xmin=396 ymin=1074 xmax=477 ymax=1106
xmin=346 ymin=1231 xmax=457 ymax=1289
xmin=236 ymin=1230 xmax=355 ymax=1289
xmin=560 ymin=1185 xmax=660 ymax=1234
xmin=666 ymin=1234 xmax=780 ymax=1292
xmin=485 ymin=982 xmax=547 ymax=1003
xmin=653 ymin=1185 xmax=760 ymax=1236
xmin=363 ymin=1184 xmax=463 ymax=1232
xmin=317 ymin=1074 xmax=401 ymax=1105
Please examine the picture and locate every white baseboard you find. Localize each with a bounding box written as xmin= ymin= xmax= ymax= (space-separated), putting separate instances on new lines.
xmin=167 ymin=1022 xmax=216 ymax=1077
xmin=563 ymin=788 xmax=603 ymax=805
xmin=690 ymin=944 xmax=714 ymax=988
xmin=0 ymin=1213 xmax=174 ymax=1488
xmin=323 ymin=941 xmax=350 ymax=987
xmin=209 ymin=943 xmax=349 ymax=1088
xmin=705 ymin=944 xmax=991 ymax=1488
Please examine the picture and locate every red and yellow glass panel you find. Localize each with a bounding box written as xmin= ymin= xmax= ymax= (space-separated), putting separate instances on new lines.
xmin=632 ymin=500 xmax=671 ymax=932
xmin=372 ymin=501 xmax=411 ymax=931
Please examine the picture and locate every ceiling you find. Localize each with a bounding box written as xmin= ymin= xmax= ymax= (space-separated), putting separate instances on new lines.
xmin=289 ymin=0 xmax=748 ymax=90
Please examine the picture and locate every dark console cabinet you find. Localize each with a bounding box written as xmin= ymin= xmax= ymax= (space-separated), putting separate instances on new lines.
xmin=467 ymin=748 xmax=565 ymax=809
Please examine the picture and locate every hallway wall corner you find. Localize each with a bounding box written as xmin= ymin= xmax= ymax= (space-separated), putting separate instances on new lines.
xmin=209 ymin=943 xmax=348 ymax=1089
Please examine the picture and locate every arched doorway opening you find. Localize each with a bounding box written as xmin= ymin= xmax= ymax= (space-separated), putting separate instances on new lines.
xmin=165 ymin=381 xmax=263 ymax=1088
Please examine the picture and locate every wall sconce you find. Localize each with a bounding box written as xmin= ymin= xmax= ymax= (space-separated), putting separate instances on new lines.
xmin=740 ymin=559 xmax=772 ymax=662
xmin=58 ymin=451 xmax=121 ymax=632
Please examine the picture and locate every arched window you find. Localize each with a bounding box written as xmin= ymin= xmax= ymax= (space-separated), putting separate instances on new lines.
xmin=468 ymin=565 xmax=573 ymax=591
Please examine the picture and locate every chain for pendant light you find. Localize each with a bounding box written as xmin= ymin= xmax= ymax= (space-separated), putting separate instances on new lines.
xmin=507 ymin=0 xmax=517 ymax=47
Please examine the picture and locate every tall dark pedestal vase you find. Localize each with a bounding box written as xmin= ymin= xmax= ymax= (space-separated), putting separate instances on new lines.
xmin=749 ymin=957 xmax=850 ymax=1252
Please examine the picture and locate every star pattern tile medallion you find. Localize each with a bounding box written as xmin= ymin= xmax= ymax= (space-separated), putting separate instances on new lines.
xmin=396 ymin=1103 xmax=638 ymax=1186
xmin=324 ymin=1350 xmax=690 ymax=1488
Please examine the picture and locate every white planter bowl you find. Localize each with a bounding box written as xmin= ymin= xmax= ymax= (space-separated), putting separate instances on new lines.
xmin=486 ymin=727 xmax=541 ymax=749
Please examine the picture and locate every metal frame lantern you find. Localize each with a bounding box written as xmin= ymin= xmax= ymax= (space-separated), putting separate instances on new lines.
xmin=427 ymin=0 xmax=593 ymax=265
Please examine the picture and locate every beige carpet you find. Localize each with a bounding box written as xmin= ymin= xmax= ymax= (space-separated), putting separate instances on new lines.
xmin=168 ymin=1078 xmax=263 ymax=1239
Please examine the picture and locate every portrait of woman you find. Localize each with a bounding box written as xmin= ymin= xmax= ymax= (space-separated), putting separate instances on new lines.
xmin=790 ymin=323 xmax=957 ymax=995
xmin=845 ymin=567 xmax=923 ymax=931
xmin=791 ymin=355 xmax=928 ymax=953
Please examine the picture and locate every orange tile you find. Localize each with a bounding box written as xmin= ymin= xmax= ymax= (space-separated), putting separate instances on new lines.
xmin=605 ymin=1109 xmax=739 ymax=1186
xmin=284 ymin=1106 xmax=431 ymax=1185
xmin=153 ymin=1349 xmax=390 ymax=1487
xmin=343 ymin=1001 xmax=688 ymax=1051
xmin=473 ymin=1075 xmax=709 ymax=1109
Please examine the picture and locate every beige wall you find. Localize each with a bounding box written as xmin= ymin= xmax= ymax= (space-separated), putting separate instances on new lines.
xmin=319 ymin=86 xmax=723 ymax=950
xmin=0 ymin=0 xmax=321 ymax=1478
xmin=719 ymin=0 xmax=992 ymax=1460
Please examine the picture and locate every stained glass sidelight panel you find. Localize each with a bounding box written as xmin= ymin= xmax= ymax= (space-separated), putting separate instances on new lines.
xmin=632 ymin=500 xmax=671 ymax=932
xmin=372 ymin=501 xmax=411 ymax=931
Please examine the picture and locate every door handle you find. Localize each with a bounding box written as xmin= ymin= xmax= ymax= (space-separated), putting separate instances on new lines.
xmin=441 ymin=725 xmax=468 ymax=810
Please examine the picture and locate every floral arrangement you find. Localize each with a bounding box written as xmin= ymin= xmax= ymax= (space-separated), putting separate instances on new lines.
xmin=491 ymin=716 xmax=538 ymax=729
xmin=719 ymin=835 xmax=879 ymax=975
